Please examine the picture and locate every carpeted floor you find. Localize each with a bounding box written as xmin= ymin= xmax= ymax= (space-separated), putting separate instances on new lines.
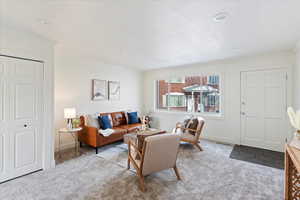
xmin=0 ymin=140 xmax=284 ymax=200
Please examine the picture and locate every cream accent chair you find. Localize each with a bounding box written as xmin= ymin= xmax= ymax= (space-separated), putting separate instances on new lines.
xmin=127 ymin=134 xmax=181 ymax=192
xmin=174 ymin=117 xmax=205 ymax=151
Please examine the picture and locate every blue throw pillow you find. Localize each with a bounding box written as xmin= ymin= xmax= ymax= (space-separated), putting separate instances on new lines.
xmin=97 ymin=116 xmax=104 ymax=129
xmin=127 ymin=112 xmax=139 ymax=124
xmin=100 ymin=115 xmax=112 ymax=129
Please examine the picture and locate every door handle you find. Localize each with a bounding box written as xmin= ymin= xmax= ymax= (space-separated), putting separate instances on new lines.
xmin=241 ymin=112 xmax=245 ymax=115
xmin=24 ymin=124 xmax=28 ymax=128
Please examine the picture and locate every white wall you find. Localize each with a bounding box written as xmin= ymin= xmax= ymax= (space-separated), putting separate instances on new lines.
xmin=0 ymin=24 xmax=55 ymax=169
xmin=143 ymin=51 xmax=294 ymax=145
xmin=294 ymin=42 xmax=300 ymax=110
xmin=54 ymin=45 xmax=143 ymax=150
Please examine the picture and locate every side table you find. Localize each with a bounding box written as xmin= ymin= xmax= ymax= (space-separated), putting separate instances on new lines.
xmin=58 ymin=127 xmax=82 ymax=157
xmin=285 ymin=144 xmax=300 ymax=199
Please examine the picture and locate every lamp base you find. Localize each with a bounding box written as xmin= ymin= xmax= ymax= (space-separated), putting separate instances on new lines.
xmin=67 ymin=119 xmax=73 ymax=129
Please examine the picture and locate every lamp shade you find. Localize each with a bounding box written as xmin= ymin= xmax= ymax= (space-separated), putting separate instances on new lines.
xmin=64 ymin=108 xmax=76 ymax=119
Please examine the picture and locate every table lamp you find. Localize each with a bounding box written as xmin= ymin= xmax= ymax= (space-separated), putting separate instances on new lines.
xmin=64 ymin=108 xmax=76 ymax=129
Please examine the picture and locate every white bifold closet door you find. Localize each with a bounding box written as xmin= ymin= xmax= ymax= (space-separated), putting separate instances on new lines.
xmin=0 ymin=56 xmax=43 ymax=183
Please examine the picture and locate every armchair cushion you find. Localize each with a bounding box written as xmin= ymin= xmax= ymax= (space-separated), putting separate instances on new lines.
xmin=181 ymin=132 xmax=195 ymax=141
xmin=142 ymin=134 xmax=180 ymax=176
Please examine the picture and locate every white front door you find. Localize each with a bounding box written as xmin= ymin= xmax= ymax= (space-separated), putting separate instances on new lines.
xmin=0 ymin=56 xmax=43 ymax=183
xmin=241 ymin=69 xmax=287 ymax=152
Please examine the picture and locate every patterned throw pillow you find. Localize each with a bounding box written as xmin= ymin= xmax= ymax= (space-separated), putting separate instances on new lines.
xmin=187 ymin=118 xmax=198 ymax=135
xmin=183 ymin=118 xmax=191 ymax=129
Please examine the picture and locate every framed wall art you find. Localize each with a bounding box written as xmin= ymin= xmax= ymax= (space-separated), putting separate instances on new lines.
xmin=92 ymin=79 xmax=108 ymax=101
xmin=108 ymin=81 xmax=120 ymax=100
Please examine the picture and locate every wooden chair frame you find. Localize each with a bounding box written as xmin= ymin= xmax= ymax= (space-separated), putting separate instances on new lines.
xmin=127 ymin=140 xmax=181 ymax=192
xmin=175 ymin=118 xmax=205 ymax=151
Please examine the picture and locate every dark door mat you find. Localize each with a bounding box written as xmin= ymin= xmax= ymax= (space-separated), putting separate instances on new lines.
xmin=229 ymin=145 xmax=284 ymax=169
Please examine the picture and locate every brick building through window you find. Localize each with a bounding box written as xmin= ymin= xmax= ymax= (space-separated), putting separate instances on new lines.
xmin=157 ymin=75 xmax=220 ymax=113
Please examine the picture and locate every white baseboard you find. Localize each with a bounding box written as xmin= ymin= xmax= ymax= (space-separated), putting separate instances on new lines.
xmin=201 ymin=136 xmax=238 ymax=146
xmin=51 ymin=159 xmax=56 ymax=168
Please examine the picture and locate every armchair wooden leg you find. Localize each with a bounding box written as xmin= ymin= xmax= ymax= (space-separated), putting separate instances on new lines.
xmin=127 ymin=158 xmax=130 ymax=170
xmin=194 ymin=143 xmax=203 ymax=151
xmin=138 ymin=172 xmax=145 ymax=192
xmin=173 ymin=165 xmax=181 ymax=180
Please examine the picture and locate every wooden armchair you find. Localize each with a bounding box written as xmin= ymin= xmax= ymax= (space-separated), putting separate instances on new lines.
xmin=127 ymin=134 xmax=181 ymax=192
xmin=174 ymin=117 xmax=205 ymax=151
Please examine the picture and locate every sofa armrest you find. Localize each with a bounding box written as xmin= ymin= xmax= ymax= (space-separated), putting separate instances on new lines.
xmin=78 ymin=125 xmax=99 ymax=147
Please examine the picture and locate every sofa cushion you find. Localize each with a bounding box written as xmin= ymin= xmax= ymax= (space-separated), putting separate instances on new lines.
xmin=98 ymin=128 xmax=127 ymax=136
xmin=111 ymin=112 xmax=127 ymax=127
xmin=112 ymin=128 xmax=127 ymax=134
xmin=127 ymin=112 xmax=139 ymax=124
xmin=99 ymin=115 xmax=112 ymax=129
xmin=119 ymin=123 xmax=142 ymax=132
xmin=100 ymin=112 xmax=127 ymax=127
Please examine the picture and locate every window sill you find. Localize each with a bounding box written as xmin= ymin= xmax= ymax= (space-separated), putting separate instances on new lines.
xmin=152 ymin=110 xmax=224 ymax=120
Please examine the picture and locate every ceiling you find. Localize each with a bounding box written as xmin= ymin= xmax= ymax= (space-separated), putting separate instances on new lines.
xmin=1 ymin=0 xmax=300 ymax=70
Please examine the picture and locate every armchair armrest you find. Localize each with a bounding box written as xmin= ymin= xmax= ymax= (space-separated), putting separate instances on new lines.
xmin=180 ymin=127 xmax=197 ymax=133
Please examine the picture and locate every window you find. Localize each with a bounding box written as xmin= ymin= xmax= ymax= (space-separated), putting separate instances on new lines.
xmin=209 ymin=75 xmax=219 ymax=85
xmin=163 ymin=94 xmax=186 ymax=107
xmin=156 ymin=75 xmax=221 ymax=114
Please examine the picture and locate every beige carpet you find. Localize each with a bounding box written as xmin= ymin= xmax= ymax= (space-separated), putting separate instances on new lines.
xmin=0 ymin=140 xmax=283 ymax=200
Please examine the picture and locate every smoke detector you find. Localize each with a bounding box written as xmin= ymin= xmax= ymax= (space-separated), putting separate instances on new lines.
xmin=213 ymin=12 xmax=229 ymax=22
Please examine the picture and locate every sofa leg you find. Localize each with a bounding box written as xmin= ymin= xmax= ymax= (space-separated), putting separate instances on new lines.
xmin=95 ymin=147 xmax=98 ymax=154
